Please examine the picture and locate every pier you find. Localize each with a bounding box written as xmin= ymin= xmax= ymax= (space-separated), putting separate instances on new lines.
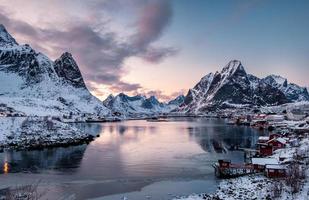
xmin=213 ymin=160 xmax=256 ymax=178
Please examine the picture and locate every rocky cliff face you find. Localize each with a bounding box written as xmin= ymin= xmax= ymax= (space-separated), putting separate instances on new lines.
xmin=54 ymin=52 xmax=86 ymax=88
xmin=0 ymin=24 xmax=18 ymax=46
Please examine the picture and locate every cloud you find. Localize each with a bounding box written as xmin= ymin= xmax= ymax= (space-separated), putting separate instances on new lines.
xmin=139 ymin=46 xmax=178 ymax=63
xmin=110 ymin=82 xmax=142 ymax=92
xmin=0 ymin=0 xmax=177 ymax=97
xmin=132 ymin=0 xmax=172 ymax=49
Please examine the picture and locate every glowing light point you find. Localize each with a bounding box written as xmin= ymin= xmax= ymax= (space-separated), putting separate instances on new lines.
xmin=3 ymin=162 xmax=9 ymax=174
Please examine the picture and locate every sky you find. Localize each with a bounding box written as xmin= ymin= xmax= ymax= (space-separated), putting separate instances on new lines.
xmin=0 ymin=0 xmax=308 ymax=101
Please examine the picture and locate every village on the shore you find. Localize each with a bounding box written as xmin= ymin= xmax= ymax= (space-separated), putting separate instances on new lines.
xmin=175 ymin=103 xmax=309 ymax=199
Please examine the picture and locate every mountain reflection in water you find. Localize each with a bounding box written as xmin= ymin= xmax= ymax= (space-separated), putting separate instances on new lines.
xmin=187 ymin=124 xmax=259 ymax=153
xmin=0 ymin=118 xmax=266 ymax=200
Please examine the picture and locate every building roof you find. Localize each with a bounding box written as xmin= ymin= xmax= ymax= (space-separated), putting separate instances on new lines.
xmin=266 ymin=164 xmax=286 ymax=170
xmin=276 ymin=138 xmax=287 ymax=144
xmin=266 ymin=137 xmax=287 ymax=144
xmin=251 ymin=158 xmax=279 ymax=165
xmin=258 ymin=136 xmax=269 ymax=141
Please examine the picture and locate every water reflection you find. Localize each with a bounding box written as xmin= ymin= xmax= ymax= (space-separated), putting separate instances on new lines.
xmin=3 ymin=162 xmax=9 ymax=174
xmin=187 ymin=123 xmax=263 ymax=154
xmin=0 ymin=119 xmax=264 ymax=176
xmin=0 ymin=145 xmax=87 ymax=174
xmin=0 ymin=118 xmax=264 ymax=199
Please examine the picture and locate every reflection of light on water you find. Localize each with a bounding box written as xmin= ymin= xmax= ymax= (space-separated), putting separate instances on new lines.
xmin=3 ymin=162 xmax=9 ymax=174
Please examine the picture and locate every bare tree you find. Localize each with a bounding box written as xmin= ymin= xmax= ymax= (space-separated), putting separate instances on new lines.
xmin=271 ymin=181 xmax=283 ymax=199
xmin=285 ymin=163 xmax=305 ymax=194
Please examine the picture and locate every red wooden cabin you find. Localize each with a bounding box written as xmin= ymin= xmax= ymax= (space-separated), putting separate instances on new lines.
xmin=265 ymin=165 xmax=286 ymax=178
xmin=259 ymin=144 xmax=273 ymax=156
xmin=266 ymin=138 xmax=286 ymax=150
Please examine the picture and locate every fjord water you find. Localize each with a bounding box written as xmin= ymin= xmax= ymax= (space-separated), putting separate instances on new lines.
xmin=0 ymin=118 xmax=264 ymax=199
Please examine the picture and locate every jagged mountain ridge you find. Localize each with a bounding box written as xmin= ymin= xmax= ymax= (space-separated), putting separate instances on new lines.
xmin=0 ymin=24 xmax=110 ymax=116
xmin=103 ymin=93 xmax=184 ymax=117
xmin=1 ymin=24 xmax=307 ymax=116
xmin=263 ymin=75 xmax=309 ymax=102
xmin=168 ymin=95 xmax=185 ymax=106
xmin=179 ymin=60 xmax=307 ymax=113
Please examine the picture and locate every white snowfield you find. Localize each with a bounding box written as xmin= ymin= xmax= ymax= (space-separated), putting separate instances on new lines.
xmin=0 ymin=117 xmax=93 ymax=150
xmin=0 ymin=66 xmax=110 ymax=117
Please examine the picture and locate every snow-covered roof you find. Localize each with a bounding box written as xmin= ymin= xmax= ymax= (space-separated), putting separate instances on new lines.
xmin=277 ymin=138 xmax=287 ymax=144
xmin=258 ymin=136 xmax=269 ymax=141
xmin=266 ymin=115 xmax=285 ymax=119
xmin=251 ymin=158 xmax=279 ymax=165
xmin=266 ymin=137 xmax=287 ymax=144
xmin=265 ymin=164 xmax=286 ymax=170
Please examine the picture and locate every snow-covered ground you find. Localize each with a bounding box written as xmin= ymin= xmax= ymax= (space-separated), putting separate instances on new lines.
xmin=260 ymin=101 xmax=309 ymax=115
xmin=0 ymin=117 xmax=93 ymax=150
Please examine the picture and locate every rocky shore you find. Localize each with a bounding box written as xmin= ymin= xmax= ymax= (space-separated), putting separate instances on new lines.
xmin=0 ymin=117 xmax=94 ymax=151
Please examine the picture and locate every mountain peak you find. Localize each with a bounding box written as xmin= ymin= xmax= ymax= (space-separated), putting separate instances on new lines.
xmin=54 ymin=52 xmax=86 ymax=88
xmin=221 ymin=60 xmax=244 ymax=75
xmin=60 ymin=52 xmax=73 ymax=59
xmin=148 ymin=96 xmax=160 ymax=104
xmin=0 ymin=24 xmax=18 ymax=46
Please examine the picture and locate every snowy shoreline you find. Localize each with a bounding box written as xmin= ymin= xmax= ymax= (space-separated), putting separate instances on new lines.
xmin=174 ymin=138 xmax=309 ymax=200
xmin=0 ymin=116 xmax=94 ymax=151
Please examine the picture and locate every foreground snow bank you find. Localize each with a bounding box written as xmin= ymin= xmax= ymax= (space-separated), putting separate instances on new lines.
xmin=176 ymin=173 xmax=308 ymax=200
xmin=175 ymin=175 xmax=273 ymax=200
xmin=0 ymin=117 xmax=94 ymax=151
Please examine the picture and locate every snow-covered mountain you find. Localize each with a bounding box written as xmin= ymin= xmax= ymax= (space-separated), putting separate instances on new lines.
xmin=262 ymin=75 xmax=309 ymax=102
xmin=178 ymin=60 xmax=304 ymax=113
xmin=0 ymin=24 xmax=110 ymax=116
xmin=103 ymin=93 xmax=184 ymax=117
xmin=167 ymin=95 xmax=185 ymax=108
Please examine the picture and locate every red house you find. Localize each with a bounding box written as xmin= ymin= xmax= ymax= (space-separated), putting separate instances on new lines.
xmin=259 ymin=143 xmax=273 ymax=156
xmin=265 ymin=165 xmax=286 ymax=178
xmin=266 ymin=138 xmax=287 ymax=150
xmin=251 ymin=158 xmax=279 ymax=172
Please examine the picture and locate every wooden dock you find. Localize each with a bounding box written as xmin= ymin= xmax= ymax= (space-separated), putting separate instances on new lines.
xmin=213 ymin=160 xmax=256 ymax=178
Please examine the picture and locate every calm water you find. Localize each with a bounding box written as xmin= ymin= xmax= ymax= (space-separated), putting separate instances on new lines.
xmin=0 ymin=118 xmax=265 ymax=199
